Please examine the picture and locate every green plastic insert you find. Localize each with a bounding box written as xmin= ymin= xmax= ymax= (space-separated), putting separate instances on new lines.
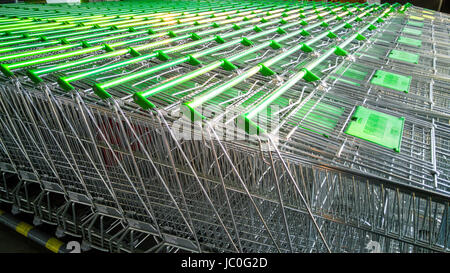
xmin=329 ymin=76 xmax=360 ymax=86
xmin=407 ymin=20 xmax=424 ymax=27
xmin=370 ymin=70 xmax=411 ymax=93
xmin=398 ymin=36 xmax=422 ymax=47
xmin=345 ymin=106 xmax=404 ymax=152
xmin=335 ymin=66 xmax=367 ymax=81
xmin=402 ymin=27 xmax=422 ymax=36
xmin=290 ymin=100 xmax=345 ymax=137
xmin=388 ymin=49 xmax=419 ymax=64
xmin=409 ymin=15 xmax=424 ymax=21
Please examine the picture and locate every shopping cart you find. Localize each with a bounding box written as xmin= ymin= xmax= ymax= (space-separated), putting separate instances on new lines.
xmin=0 ymin=0 xmax=448 ymax=253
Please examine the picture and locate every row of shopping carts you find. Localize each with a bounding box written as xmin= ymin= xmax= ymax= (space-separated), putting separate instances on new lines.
xmin=0 ymin=0 xmax=448 ymax=253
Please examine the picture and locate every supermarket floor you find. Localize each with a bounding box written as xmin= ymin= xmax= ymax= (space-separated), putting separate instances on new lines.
xmin=0 ymin=221 xmax=49 ymax=253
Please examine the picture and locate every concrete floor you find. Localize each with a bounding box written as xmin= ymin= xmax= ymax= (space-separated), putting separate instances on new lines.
xmin=0 ymin=222 xmax=49 ymax=253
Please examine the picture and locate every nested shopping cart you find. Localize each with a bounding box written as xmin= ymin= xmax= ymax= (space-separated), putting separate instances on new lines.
xmin=0 ymin=0 xmax=448 ymax=253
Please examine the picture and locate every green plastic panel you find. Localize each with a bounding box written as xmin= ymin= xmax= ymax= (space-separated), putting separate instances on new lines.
xmin=329 ymin=76 xmax=360 ymax=86
xmin=291 ymin=100 xmax=345 ymax=137
xmin=402 ymin=27 xmax=422 ymax=36
xmin=370 ymin=70 xmax=411 ymax=93
xmin=409 ymin=15 xmax=424 ymax=21
xmin=406 ymin=20 xmax=424 ymax=27
xmin=335 ymin=66 xmax=367 ymax=81
xmin=345 ymin=106 xmax=404 ymax=152
xmin=398 ymin=36 xmax=422 ymax=47
xmin=388 ymin=49 xmax=419 ymax=64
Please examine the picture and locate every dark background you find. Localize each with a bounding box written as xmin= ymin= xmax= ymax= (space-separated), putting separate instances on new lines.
xmin=382 ymin=0 xmax=450 ymax=13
